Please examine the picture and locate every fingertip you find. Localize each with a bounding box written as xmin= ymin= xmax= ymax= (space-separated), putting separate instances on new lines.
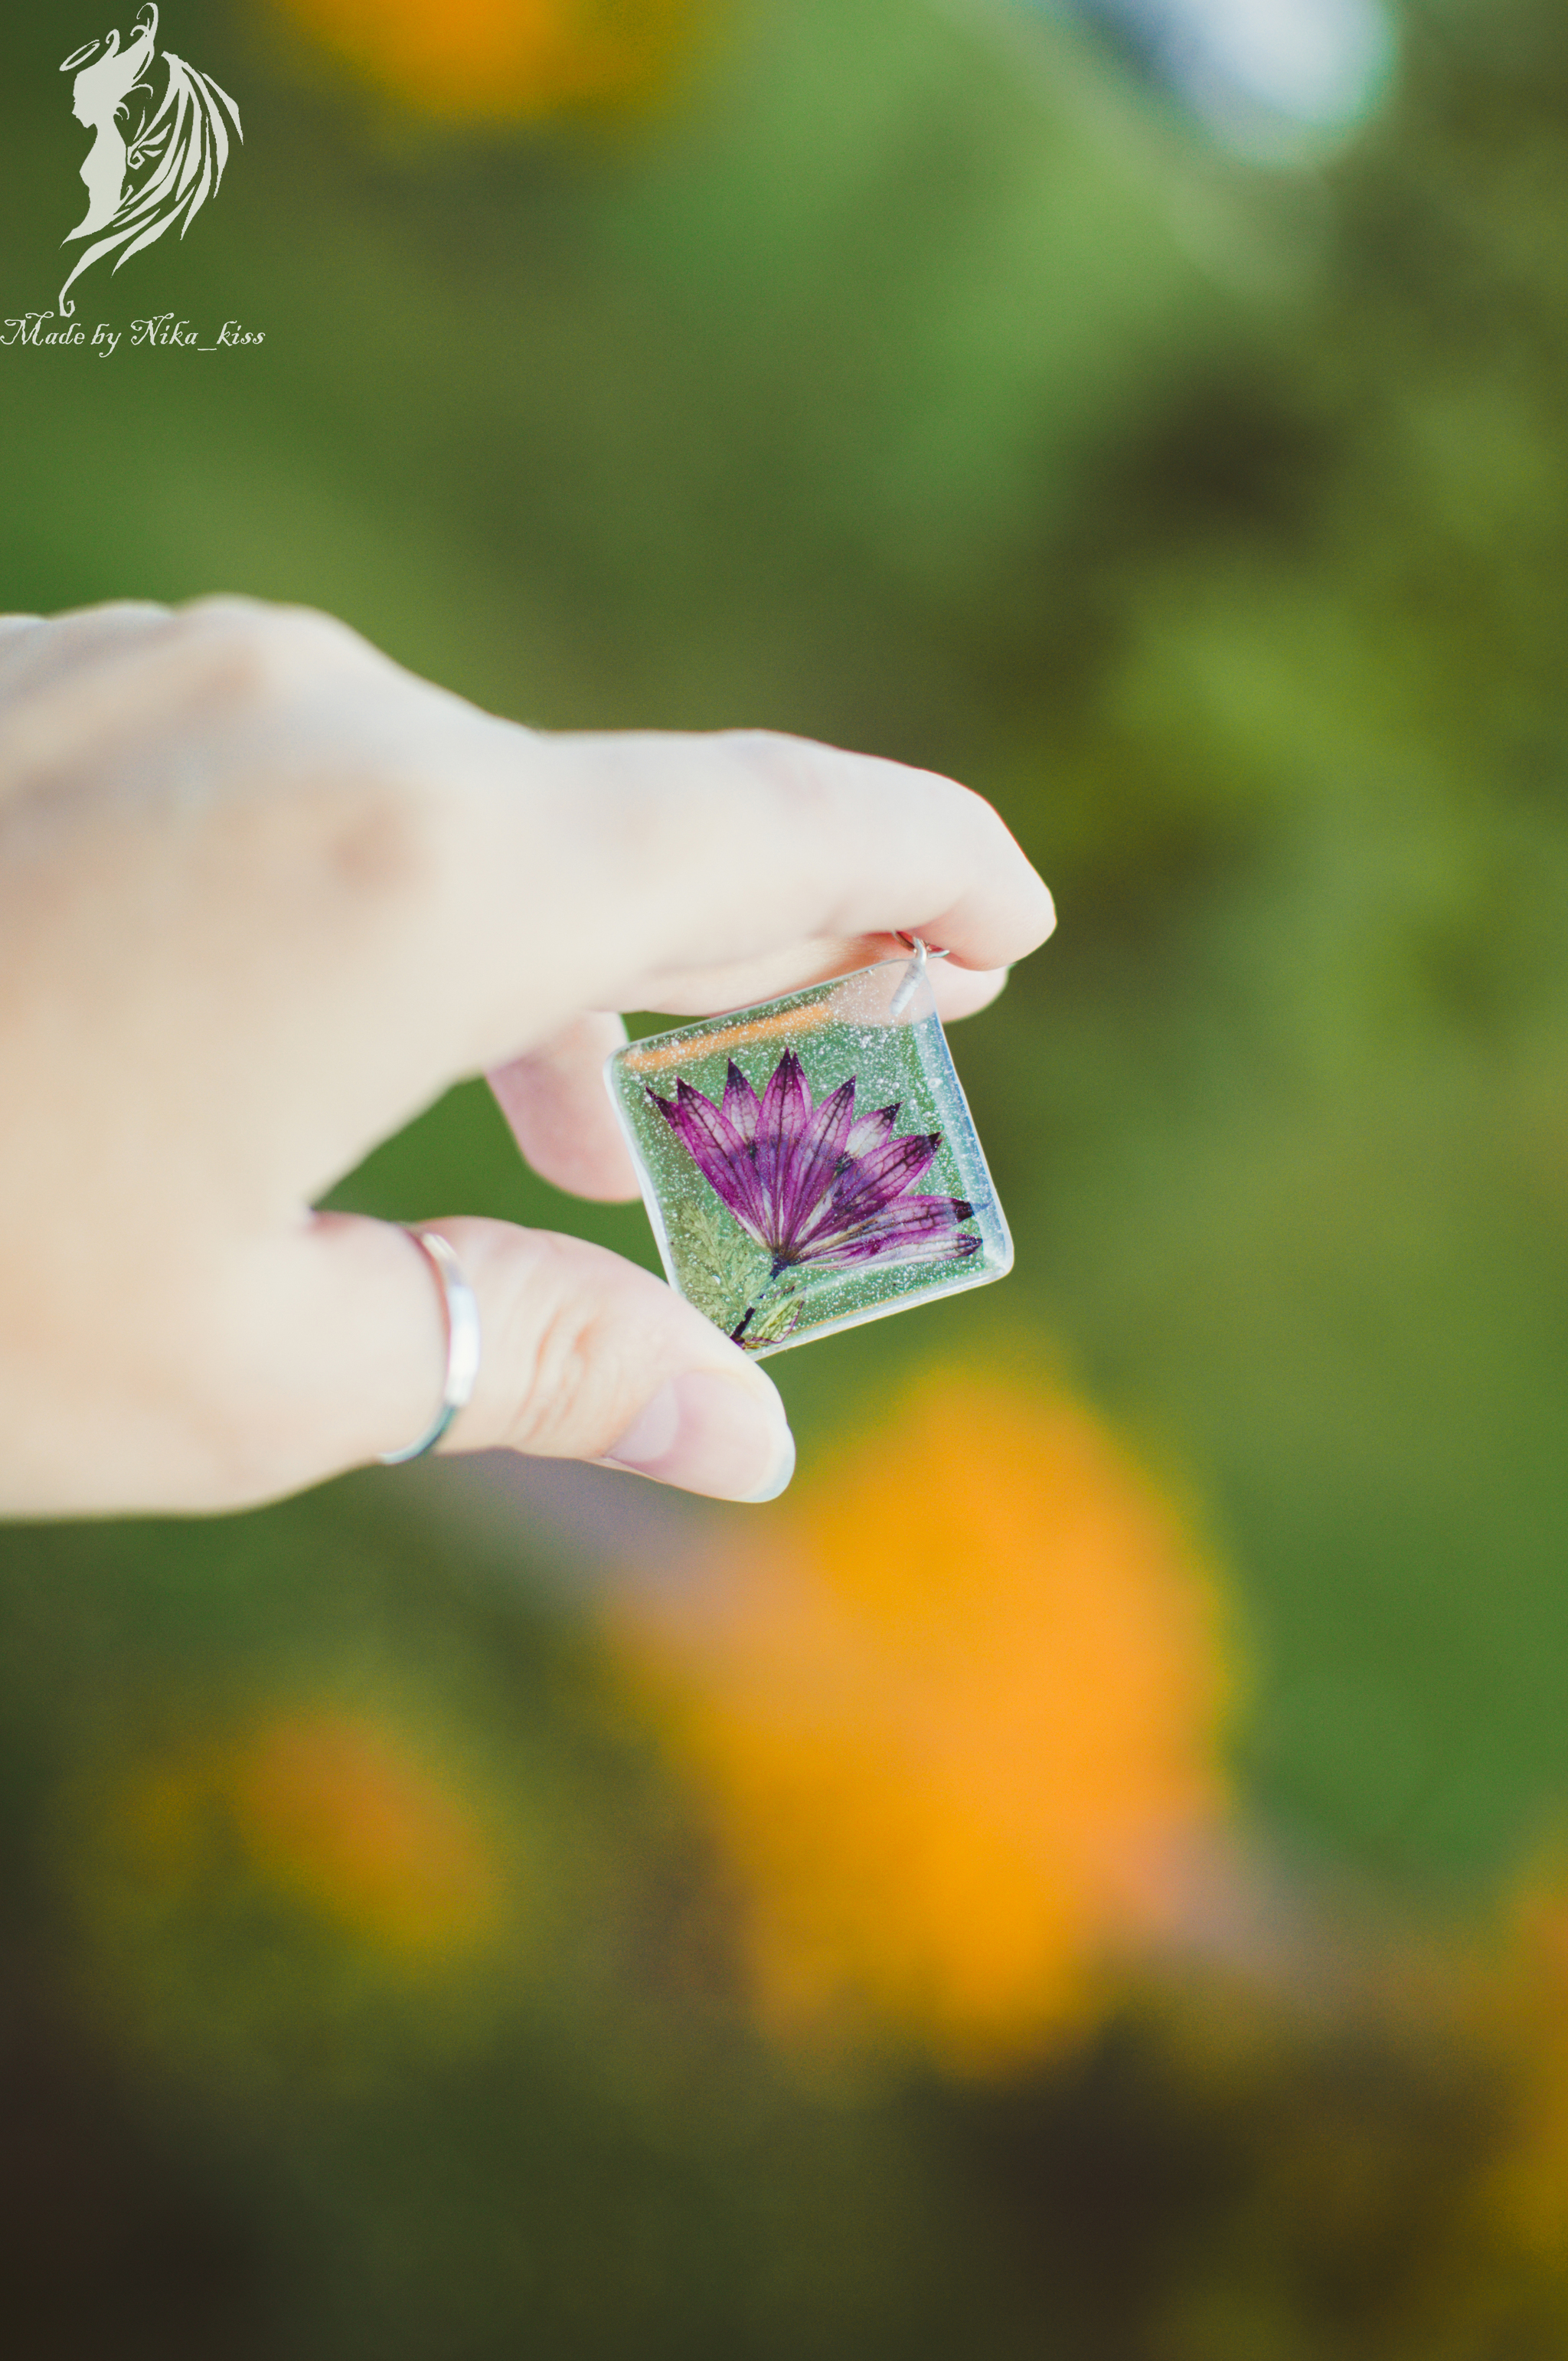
xmin=739 ymin=1424 xmax=795 ymax=1503
xmin=928 ymin=961 xmax=1011 ymax=1022
xmin=488 ymin=1012 xmax=641 ymax=1201
xmin=600 ymin=1366 xmax=795 ymax=1504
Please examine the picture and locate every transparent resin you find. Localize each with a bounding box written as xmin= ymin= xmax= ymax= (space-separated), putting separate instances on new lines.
xmin=605 ymin=952 xmax=1012 ymax=1357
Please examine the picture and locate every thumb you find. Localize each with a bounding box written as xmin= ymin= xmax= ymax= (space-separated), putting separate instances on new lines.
xmin=301 ymin=1215 xmax=796 ymax=1504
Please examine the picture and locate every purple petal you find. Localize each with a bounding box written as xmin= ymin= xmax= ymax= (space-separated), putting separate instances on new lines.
xmin=803 ymin=1195 xmax=979 ymax=1269
xmin=754 ymin=1049 xmax=813 ymax=1234
xmin=844 ymin=1103 xmax=899 ymax=1159
xmin=772 ymin=1077 xmax=858 ymax=1257
xmin=657 ymin=1079 xmax=769 ymax=1242
xmin=795 ymin=1130 xmax=942 ymax=1248
xmin=721 ymin=1060 xmax=762 ymax=1143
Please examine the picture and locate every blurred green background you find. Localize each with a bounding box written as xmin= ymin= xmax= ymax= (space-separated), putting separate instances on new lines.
xmin=5 ymin=0 xmax=1568 ymax=2351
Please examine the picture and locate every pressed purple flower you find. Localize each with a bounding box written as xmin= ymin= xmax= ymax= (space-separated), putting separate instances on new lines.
xmin=648 ymin=1049 xmax=979 ymax=1284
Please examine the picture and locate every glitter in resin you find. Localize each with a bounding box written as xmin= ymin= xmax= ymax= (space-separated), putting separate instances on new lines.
xmin=605 ymin=952 xmax=1011 ymax=1355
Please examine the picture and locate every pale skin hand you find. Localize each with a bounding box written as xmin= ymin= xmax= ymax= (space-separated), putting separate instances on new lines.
xmin=0 ymin=598 xmax=1055 ymax=1517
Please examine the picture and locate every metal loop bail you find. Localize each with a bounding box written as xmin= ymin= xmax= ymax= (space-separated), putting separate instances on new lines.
xmin=889 ymin=933 xmax=949 ymax=1020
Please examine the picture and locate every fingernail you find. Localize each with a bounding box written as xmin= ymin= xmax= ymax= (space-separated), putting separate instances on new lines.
xmin=740 ymin=1426 xmax=795 ymax=1504
xmin=603 ymin=1372 xmax=795 ymax=1504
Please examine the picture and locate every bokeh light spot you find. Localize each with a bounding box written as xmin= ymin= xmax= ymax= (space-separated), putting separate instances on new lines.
xmin=275 ymin=0 xmax=712 ymax=121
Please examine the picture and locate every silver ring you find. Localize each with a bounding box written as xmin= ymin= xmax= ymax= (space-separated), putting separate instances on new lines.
xmin=378 ymin=1228 xmax=482 ymax=1465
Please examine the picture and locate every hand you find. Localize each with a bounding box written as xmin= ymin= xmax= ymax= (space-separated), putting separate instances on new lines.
xmin=0 ymin=599 xmax=1054 ymax=1516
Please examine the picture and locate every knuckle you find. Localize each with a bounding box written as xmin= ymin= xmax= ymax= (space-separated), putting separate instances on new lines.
xmin=315 ymin=777 xmax=433 ymax=901
xmin=503 ymin=1296 xmax=596 ymax=1454
xmin=172 ymin=597 xmax=375 ymax=711
xmin=494 ymin=1243 xmax=639 ymax=1457
xmin=718 ymin=727 xmax=838 ymax=824
xmin=219 ymin=767 xmax=436 ymax=921
xmin=149 ymin=606 xmax=433 ymax=907
xmin=719 ymin=725 xmax=810 ymax=781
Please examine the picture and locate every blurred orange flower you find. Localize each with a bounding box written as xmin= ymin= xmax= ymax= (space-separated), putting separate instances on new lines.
xmin=119 ymin=1707 xmax=501 ymax=1961
xmin=608 ymin=1365 xmax=1233 ymax=2067
xmin=226 ymin=1709 xmax=501 ymax=1951
xmin=274 ymin=0 xmax=710 ymax=121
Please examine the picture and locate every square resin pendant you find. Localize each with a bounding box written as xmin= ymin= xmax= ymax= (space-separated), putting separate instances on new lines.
xmin=605 ymin=950 xmax=1011 ymax=1356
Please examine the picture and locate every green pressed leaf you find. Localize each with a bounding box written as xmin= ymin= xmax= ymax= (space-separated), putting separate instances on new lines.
xmin=741 ymin=1290 xmax=805 ymax=1350
xmin=667 ymin=1194 xmax=772 ymax=1334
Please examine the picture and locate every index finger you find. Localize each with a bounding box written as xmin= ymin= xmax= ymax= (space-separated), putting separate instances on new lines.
xmin=537 ymin=728 xmax=1054 ymax=1004
xmin=296 ymin=706 xmax=1058 ymax=1146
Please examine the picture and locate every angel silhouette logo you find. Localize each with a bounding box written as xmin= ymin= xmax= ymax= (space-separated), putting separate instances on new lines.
xmin=58 ymin=5 xmax=241 ymax=316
